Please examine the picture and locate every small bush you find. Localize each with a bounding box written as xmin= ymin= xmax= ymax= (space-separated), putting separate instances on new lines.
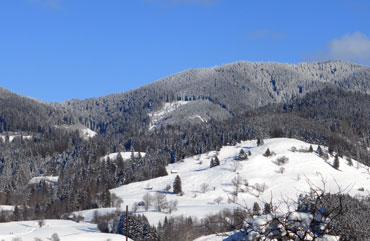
xmin=51 ymin=233 xmax=60 ymax=241
xmin=275 ymin=156 xmax=289 ymax=166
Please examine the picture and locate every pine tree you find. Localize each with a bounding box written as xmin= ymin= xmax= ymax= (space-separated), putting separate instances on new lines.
xmin=317 ymin=146 xmax=324 ymax=157
xmin=263 ymin=203 xmax=271 ymax=214
xmin=257 ymin=138 xmax=264 ymax=146
xmin=210 ymin=158 xmax=216 ymax=168
xmin=214 ymin=156 xmax=220 ymax=166
xmin=173 ymin=175 xmax=182 ymax=194
xmin=253 ymin=202 xmax=261 ymax=215
xmin=333 ymin=154 xmax=340 ymax=170
xmin=308 ymin=145 xmax=313 ymax=152
xmin=263 ymin=148 xmax=271 ymax=157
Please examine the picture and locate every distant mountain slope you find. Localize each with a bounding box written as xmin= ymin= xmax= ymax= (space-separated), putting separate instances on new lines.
xmin=52 ymin=61 xmax=370 ymax=134
xmin=1 ymin=61 xmax=369 ymax=135
xmin=0 ymin=87 xmax=73 ymax=132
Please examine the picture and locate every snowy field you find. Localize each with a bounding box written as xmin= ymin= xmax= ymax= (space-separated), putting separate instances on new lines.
xmin=106 ymin=138 xmax=370 ymax=226
xmin=0 ymin=219 xmax=131 ymax=241
xmin=2 ymin=138 xmax=369 ymax=240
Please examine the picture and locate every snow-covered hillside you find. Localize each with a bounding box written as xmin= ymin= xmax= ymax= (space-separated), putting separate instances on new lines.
xmin=149 ymin=101 xmax=188 ymax=130
xmin=0 ymin=219 xmax=131 ymax=241
xmin=108 ymin=138 xmax=370 ymax=227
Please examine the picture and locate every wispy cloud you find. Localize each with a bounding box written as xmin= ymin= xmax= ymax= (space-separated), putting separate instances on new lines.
xmin=306 ymin=32 xmax=370 ymax=65
xmin=144 ymin=0 xmax=218 ymax=7
xmin=246 ymin=29 xmax=286 ymax=41
xmin=27 ymin=0 xmax=63 ymax=10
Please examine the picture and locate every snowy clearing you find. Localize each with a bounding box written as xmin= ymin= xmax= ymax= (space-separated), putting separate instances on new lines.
xmin=109 ymin=138 xmax=370 ymax=226
xmin=28 ymin=176 xmax=59 ymax=185
xmin=57 ymin=124 xmax=97 ymax=140
xmin=0 ymin=134 xmax=32 ymax=142
xmin=149 ymin=101 xmax=188 ymax=130
xmin=0 ymin=219 xmax=130 ymax=241
xmin=101 ymin=152 xmax=146 ymax=162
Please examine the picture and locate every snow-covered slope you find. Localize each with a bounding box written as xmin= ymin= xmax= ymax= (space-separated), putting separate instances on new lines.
xmin=0 ymin=205 xmax=14 ymax=212
xmin=0 ymin=219 xmax=131 ymax=241
xmin=101 ymin=152 xmax=146 ymax=162
xmin=149 ymin=101 xmax=188 ymax=130
xmin=57 ymin=124 xmax=97 ymax=140
xmin=28 ymin=176 xmax=59 ymax=185
xmin=109 ymin=138 xmax=370 ymax=226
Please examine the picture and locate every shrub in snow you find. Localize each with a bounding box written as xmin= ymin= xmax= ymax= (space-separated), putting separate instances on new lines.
xmin=51 ymin=233 xmax=60 ymax=241
xmin=243 ymin=210 xmax=337 ymax=241
xmin=154 ymin=192 xmax=168 ymax=212
xmin=210 ymin=156 xmax=220 ymax=168
xmin=275 ymin=156 xmax=289 ymax=166
xmin=167 ymin=199 xmax=178 ymax=214
xmin=238 ymin=149 xmax=248 ymax=161
xmin=214 ymin=196 xmax=223 ymax=204
xmin=200 ymin=183 xmax=210 ymax=193
xmin=142 ymin=193 xmax=153 ymax=211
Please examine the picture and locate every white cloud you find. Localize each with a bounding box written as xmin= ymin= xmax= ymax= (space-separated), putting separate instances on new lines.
xmin=307 ymin=32 xmax=370 ymax=65
xmin=328 ymin=32 xmax=370 ymax=61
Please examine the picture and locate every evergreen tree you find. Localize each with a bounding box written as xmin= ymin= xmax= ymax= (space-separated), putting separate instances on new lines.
xmin=214 ymin=156 xmax=220 ymax=166
xmin=333 ymin=154 xmax=340 ymax=170
xmin=257 ymin=138 xmax=264 ymax=146
xmin=210 ymin=158 xmax=216 ymax=168
xmin=308 ymin=145 xmax=313 ymax=152
xmin=263 ymin=148 xmax=271 ymax=157
xmin=263 ymin=203 xmax=271 ymax=214
xmin=252 ymin=202 xmax=261 ymax=215
xmin=173 ymin=175 xmax=182 ymax=194
xmin=238 ymin=149 xmax=248 ymax=160
xmin=317 ymin=146 xmax=324 ymax=157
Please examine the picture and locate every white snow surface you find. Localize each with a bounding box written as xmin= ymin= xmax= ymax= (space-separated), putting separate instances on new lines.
xmin=57 ymin=124 xmax=97 ymax=140
xmin=0 ymin=219 xmax=131 ymax=241
xmin=28 ymin=176 xmax=59 ymax=185
xmin=149 ymin=101 xmax=188 ymax=129
xmin=101 ymin=152 xmax=146 ymax=162
xmin=110 ymin=138 xmax=370 ymax=227
xmin=80 ymin=127 xmax=97 ymax=139
xmin=72 ymin=207 xmax=120 ymax=222
xmin=0 ymin=134 xmax=32 ymax=142
xmin=0 ymin=205 xmax=14 ymax=212
xmin=193 ymin=232 xmax=245 ymax=241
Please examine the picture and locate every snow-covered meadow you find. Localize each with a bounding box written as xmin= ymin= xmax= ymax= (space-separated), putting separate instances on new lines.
xmin=105 ymin=138 xmax=370 ymax=226
xmin=0 ymin=219 xmax=131 ymax=241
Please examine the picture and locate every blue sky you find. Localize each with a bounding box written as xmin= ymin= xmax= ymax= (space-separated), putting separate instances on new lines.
xmin=1 ymin=0 xmax=370 ymax=102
